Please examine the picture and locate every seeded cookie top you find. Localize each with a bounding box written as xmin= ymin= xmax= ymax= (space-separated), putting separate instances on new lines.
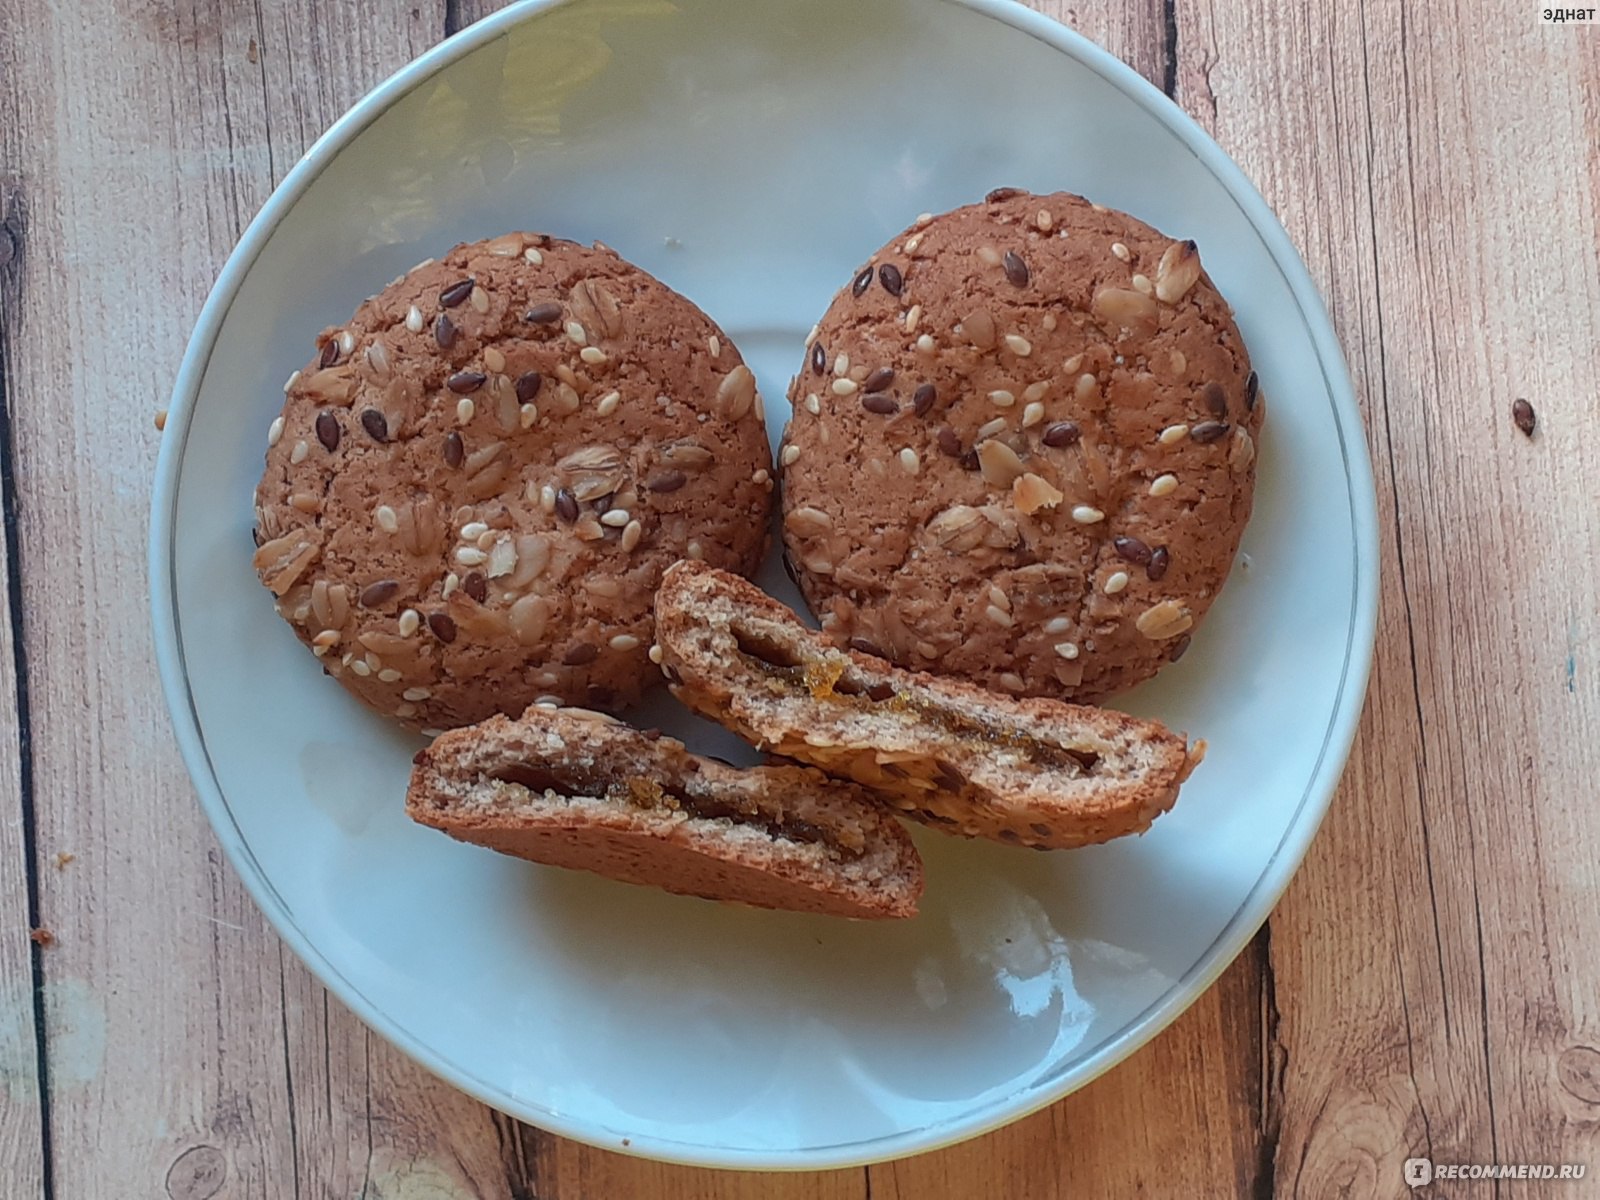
xmin=779 ymin=191 xmax=1260 ymax=702
xmin=254 ymin=233 xmax=772 ymax=731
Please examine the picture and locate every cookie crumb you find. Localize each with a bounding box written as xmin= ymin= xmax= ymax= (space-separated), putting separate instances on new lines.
xmin=154 ymin=409 xmax=167 ymax=431
xmin=29 ymin=927 xmax=55 ymax=948
xmin=52 ymin=852 xmax=75 ymax=870
xmin=1512 ymin=398 xmax=1536 ymax=437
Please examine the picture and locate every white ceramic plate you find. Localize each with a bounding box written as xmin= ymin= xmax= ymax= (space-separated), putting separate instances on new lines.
xmin=151 ymin=0 xmax=1377 ymax=1170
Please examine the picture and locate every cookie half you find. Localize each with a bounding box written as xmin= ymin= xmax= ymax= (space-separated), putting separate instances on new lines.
xmin=407 ymin=707 xmax=924 ymax=919
xmin=779 ymin=190 xmax=1260 ymax=702
xmin=654 ymin=561 xmax=1203 ymax=850
xmin=253 ymin=233 xmax=772 ymax=729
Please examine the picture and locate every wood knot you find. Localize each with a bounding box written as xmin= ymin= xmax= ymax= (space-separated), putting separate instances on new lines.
xmin=1557 ymin=1045 xmax=1600 ymax=1106
xmin=165 ymin=1144 xmax=226 ymax=1200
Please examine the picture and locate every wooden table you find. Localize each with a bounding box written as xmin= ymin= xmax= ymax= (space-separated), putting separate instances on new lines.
xmin=3 ymin=1 xmax=1597 ymax=1195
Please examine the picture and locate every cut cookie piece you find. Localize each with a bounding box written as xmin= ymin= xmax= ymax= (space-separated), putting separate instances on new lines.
xmin=406 ymin=706 xmax=924 ymax=919
xmin=654 ymin=561 xmax=1204 ymax=850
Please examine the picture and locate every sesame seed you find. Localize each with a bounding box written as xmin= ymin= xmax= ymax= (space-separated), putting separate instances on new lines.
xmin=752 ymin=468 xmax=770 ymax=485
xmin=916 ymin=212 xmax=934 ymax=226
xmin=898 ymin=448 xmax=920 ymax=475
xmin=916 ymin=334 xmax=935 ymax=354
xmin=1004 ymin=334 xmax=1033 ymax=357
xmin=483 ymin=347 xmax=506 ymax=373
xmin=283 ymin=370 xmax=301 ymax=394
xmin=648 ymin=644 xmax=663 ymax=664
xmin=805 ymin=393 xmax=821 ymax=415
xmin=904 ymin=304 xmax=922 ymax=333
xmin=782 ymin=445 xmax=800 ymax=466
xmin=523 ymin=246 xmax=543 ymax=264
xmin=1054 ymin=641 xmax=1080 ymax=659
xmin=1022 ymin=402 xmax=1045 ymax=428
xmin=350 ymin=660 xmax=371 ymax=677
xmin=565 ymin=321 xmax=588 ymax=345
xmin=398 ymin=609 xmax=421 ymax=637
xmin=1150 ymin=474 xmax=1179 ymax=497
xmin=1023 ymin=381 xmax=1049 ymax=403
xmin=1042 ymin=313 xmax=1058 ymax=332
xmin=1062 ymin=353 xmax=1084 ymax=374
xmin=977 ymin=245 xmax=1003 ymax=266
xmin=985 ymin=604 xmax=1014 ymax=628
xmin=469 ymin=286 xmax=490 ymax=313
xmin=1111 ymin=242 xmax=1131 ymax=262
xmin=600 ymin=508 xmax=630 ymax=528
xmin=580 ymin=346 xmax=608 ymax=365
xmin=686 ymin=539 xmax=703 ymax=560
xmin=375 ymin=505 xmax=400 ymax=534
xmin=621 ymin=520 xmax=643 ymax=552
xmin=1044 ymin=616 xmax=1073 ymax=635
xmin=832 ymin=378 xmax=858 ymax=396
xmin=833 ymin=352 xmax=850 ymax=377
xmin=609 ymin=634 xmax=641 ymax=651
xmin=290 ymin=439 xmax=309 ymax=464
xmin=402 ymin=686 xmax=432 ymax=701
xmin=1036 ymin=209 xmax=1053 ymax=231
xmin=999 ymin=672 xmax=1026 ymax=692
xmin=455 ymin=547 xmax=487 ymax=566
xmin=405 ymin=305 xmax=424 ymax=333
xmin=708 ymin=335 xmax=721 ymax=358
xmin=1159 ymin=424 xmax=1189 ymax=445
xmin=988 ymin=585 xmax=1011 ymax=610
xmin=1104 ymin=571 xmax=1130 ymax=595
xmin=267 ymin=416 xmax=285 ymax=447
xmin=338 ymin=330 xmax=356 ymax=356
xmin=377 ymin=668 xmax=402 ymax=683
xmin=312 ymin=629 xmax=340 ymax=649
xmin=455 ymin=398 xmax=474 ymax=424
xmin=595 ymin=390 xmax=620 ymax=417
xmin=540 ymin=484 xmax=557 ymax=513
xmin=1071 ymin=505 xmax=1105 ymax=524
xmin=520 ymin=403 xmax=538 ymax=428
xmin=1132 ymin=274 xmax=1153 ymax=295
xmin=460 ymin=521 xmax=488 ymax=540
xmin=441 ymin=573 xmax=460 ymax=598
xmin=977 ymin=417 xmax=1008 ymax=440
xmin=988 ymin=389 xmax=1016 ymax=408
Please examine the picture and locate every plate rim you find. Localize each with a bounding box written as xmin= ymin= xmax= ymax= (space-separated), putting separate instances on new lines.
xmin=148 ymin=0 xmax=1380 ymax=1170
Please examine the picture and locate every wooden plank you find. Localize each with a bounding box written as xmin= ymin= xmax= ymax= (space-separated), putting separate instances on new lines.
xmin=0 ymin=237 xmax=47 ymax=1196
xmin=1178 ymin=0 xmax=1600 ymax=1192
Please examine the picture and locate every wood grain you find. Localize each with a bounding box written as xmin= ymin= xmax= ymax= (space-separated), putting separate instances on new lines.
xmin=2 ymin=0 xmax=1597 ymax=1196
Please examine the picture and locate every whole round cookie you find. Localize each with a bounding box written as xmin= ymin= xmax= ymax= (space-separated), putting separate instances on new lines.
xmin=779 ymin=190 xmax=1261 ymax=702
xmin=253 ymin=233 xmax=773 ymax=730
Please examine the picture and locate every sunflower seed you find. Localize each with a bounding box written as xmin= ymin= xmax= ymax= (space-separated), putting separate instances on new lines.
xmin=1002 ymin=251 xmax=1029 ymax=287
xmin=360 ymin=409 xmax=388 ymax=442
xmin=1136 ymin=600 xmax=1192 ymax=639
xmin=1155 ymin=239 xmax=1201 ymax=303
xmin=852 ymin=266 xmax=873 ymax=297
xmin=316 ymin=412 xmax=340 ymax=451
xmin=977 ymin=440 xmax=1026 ymax=487
xmin=879 ymin=263 xmax=903 ymax=296
xmin=427 ymin=612 xmax=457 ymax=643
xmin=524 ymin=302 xmax=562 ymax=325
